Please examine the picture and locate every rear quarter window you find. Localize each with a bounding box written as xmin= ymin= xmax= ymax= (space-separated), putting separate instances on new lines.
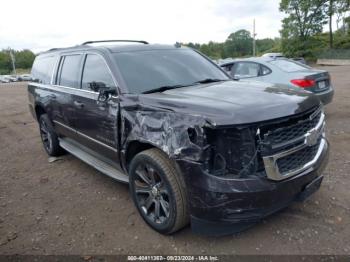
xmin=31 ymin=56 xmax=57 ymax=84
xmin=269 ymin=59 xmax=310 ymax=72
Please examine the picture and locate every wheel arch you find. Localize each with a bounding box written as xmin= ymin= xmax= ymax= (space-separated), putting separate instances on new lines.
xmin=34 ymin=103 xmax=46 ymax=121
xmin=125 ymin=140 xmax=156 ymax=170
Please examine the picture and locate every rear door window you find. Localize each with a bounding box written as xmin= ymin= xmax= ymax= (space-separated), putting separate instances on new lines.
xmin=232 ymin=62 xmax=260 ymax=78
xmin=58 ymin=55 xmax=82 ymax=88
xmin=81 ymin=54 xmax=115 ymax=91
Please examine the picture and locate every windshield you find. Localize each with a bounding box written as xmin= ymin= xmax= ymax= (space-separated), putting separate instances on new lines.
xmin=113 ymin=49 xmax=229 ymax=94
xmin=269 ymin=59 xmax=310 ymax=72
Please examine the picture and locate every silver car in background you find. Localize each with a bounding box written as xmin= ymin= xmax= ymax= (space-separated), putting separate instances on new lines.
xmin=220 ymin=57 xmax=334 ymax=105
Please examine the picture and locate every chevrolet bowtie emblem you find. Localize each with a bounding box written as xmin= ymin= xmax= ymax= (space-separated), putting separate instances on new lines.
xmin=305 ymin=128 xmax=320 ymax=146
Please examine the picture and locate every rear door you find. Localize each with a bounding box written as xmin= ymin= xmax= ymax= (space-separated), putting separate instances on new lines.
xmin=52 ymin=54 xmax=84 ymax=138
xmin=72 ymin=53 xmax=120 ymax=164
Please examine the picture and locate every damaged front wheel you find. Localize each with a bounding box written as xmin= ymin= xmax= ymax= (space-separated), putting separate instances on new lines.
xmin=129 ymin=148 xmax=189 ymax=234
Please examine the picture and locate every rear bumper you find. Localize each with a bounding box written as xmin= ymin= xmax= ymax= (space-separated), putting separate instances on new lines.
xmin=177 ymin=139 xmax=329 ymax=236
xmin=315 ymin=86 xmax=334 ymax=105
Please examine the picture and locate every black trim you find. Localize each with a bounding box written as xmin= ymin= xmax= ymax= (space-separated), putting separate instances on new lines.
xmin=82 ymin=40 xmax=148 ymax=45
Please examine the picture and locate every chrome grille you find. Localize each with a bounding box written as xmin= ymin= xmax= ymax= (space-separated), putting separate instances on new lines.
xmin=263 ymin=110 xmax=322 ymax=146
xmin=261 ymin=107 xmax=326 ymax=181
xmin=276 ymin=139 xmax=321 ymax=174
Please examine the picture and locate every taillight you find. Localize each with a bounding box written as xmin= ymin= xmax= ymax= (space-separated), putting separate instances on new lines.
xmin=290 ymin=79 xmax=315 ymax=88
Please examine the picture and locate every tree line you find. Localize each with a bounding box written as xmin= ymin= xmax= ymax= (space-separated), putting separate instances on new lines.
xmin=185 ymin=0 xmax=350 ymax=61
xmin=0 ymin=49 xmax=36 ymax=75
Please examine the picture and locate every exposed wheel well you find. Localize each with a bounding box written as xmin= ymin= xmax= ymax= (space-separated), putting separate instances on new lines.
xmin=35 ymin=105 xmax=46 ymax=121
xmin=126 ymin=141 xmax=154 ymax=170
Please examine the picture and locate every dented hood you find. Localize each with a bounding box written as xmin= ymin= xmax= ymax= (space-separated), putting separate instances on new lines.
xmin=139 ymin=80 xmax=320 ymax=127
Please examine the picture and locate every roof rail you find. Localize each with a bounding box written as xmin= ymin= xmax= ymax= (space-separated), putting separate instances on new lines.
xmin=81 ymin=40 xmax=149 ymax=45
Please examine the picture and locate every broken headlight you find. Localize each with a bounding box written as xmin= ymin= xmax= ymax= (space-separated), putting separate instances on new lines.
xmin=203 ymin=127 xmax=259 ymax=178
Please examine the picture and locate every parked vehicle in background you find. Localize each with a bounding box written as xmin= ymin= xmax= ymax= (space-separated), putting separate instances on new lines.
xmin=292 ymin=57 xmax=307 ymax=65
xmin=261 ymin=53 xmax=306 ymax=65
xmin=28 ymin=40 xmax=329 ymax=236
xmin=18 ymin=74 xmax=33 ymax=81
xmin=262 ymin=52 xmax=285 ymax=59
xmin=3 ymin=75 xmax=18 ymax=82
xmin=0 ymin=76 xmax=11 ymax=83
xmin=220 ymin=57 xmax=334 ymax=105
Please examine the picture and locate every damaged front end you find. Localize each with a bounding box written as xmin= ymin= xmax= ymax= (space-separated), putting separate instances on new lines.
xmin=176 ymin=106 xmax=328 ymax=236
xmin=120 ymin=98 xmax=329 ymax=236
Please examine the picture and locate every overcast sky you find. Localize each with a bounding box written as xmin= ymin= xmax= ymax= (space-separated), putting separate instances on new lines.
xmin=0 ymin=0 xmax=285 ymax=52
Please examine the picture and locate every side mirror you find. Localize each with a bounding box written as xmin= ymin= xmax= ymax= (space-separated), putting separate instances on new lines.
xmin=98 ymin=86 xmax=116 ymax=102
xmin=89 ymin=81 xmax=106 ymax=92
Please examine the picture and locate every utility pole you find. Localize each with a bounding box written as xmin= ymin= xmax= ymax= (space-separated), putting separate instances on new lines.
xmin=253 ymin=19 xmax=257 ymax=56
xmin=9 ymin=49 xmax=16 ymax=75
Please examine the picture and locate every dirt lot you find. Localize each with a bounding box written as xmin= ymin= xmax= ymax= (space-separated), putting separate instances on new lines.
xmin=0 ymin=66 xmax=349 ymax=255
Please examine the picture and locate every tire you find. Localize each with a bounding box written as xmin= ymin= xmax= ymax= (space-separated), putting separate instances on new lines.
xmin=39 ymin=114 xmax=63 ymax=156
xmin=129 ymin=148 xmax=189 ymax=234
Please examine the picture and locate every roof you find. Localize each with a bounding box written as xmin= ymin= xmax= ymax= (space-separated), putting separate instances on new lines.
xmin=219 ymin=56 xmax=275 ymax=66
xmin=39 ymin=42 xmax=182 ymax=56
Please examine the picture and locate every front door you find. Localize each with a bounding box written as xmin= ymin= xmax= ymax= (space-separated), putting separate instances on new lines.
xmin=72 ymin=53 xmax=120 ymax=164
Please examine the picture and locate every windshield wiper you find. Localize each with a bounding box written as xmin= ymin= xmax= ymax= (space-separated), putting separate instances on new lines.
xmin=142 ymin=84 xmax=189 ymax=94
xmin=191 ymin=78 xmax=228 ymax=84
xmin=142 ymin=79 xmax=228 ymax=94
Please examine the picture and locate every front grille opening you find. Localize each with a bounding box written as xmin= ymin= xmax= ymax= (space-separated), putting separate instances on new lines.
xmin=276 ymin=139 xmax=320 ymax=174
xmin=258 ymin=106 xmax=322 ymax=155
xmin=259 ymin=106 xmax=320 ymax=139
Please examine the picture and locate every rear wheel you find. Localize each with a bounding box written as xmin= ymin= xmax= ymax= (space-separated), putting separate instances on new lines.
xmin=39 ymin=114 xmax=63 ymax=156
xmin=129 ymin=148 xmax=189 ymax=234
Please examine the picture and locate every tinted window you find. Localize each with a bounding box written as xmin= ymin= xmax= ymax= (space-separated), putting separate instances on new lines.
xmin=82 ymin=54 xmax=115 ymax=91
xmin=269 ymin=59 xmax=310 ymax=72
xmin=31 ymin=56 xmax=57 ymax=84
xmin=222 ymin=64 xmax=233 ymax=73
xmin=59 ymin=55 xmax=82 ymax=88
xmin=232 ymin=62 xmax=260 ymax=78
xmin=113 ymin=49 xmax=229 ymax=94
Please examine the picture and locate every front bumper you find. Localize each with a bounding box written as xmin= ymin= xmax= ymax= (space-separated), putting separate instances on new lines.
xmin=177 ymin=139 xmax=329 ymax=236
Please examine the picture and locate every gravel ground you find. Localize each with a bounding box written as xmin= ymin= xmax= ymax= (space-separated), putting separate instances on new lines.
xmin=0 ymin=65 xmax=349 ymax=255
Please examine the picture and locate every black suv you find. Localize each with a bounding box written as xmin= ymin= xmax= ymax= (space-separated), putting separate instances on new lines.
xmin=28 ymin=40 xmax=329 ymax=236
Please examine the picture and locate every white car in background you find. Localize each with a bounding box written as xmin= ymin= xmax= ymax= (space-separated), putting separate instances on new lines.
xmin=0 ymin=76 xmax=11 ymax=83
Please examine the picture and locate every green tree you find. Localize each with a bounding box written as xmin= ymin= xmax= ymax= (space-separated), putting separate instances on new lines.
xmin=224 ymin=29 xmax=253 ymax=57
xmin=280 ymin=0 xmax=327 ymax=39
xmin=0 ymin=51 xmax=12 ymax=74
xmin=280 ymin=0 xmax=328 ymax=57
xmin=14 ymin=49 xmax=36 ymax=69
xmin=334 ymin=0 xmax=350 ymax=33
xmin=256 ymin=38 xmax=277 ymax=54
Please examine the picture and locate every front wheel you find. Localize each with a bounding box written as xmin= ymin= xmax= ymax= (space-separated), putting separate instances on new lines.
xmin=129 ymin=148 xmax=189 ymax=234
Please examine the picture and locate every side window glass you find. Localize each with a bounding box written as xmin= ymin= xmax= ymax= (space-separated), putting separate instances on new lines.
xmin=58 ymin=55 xmax=82 ymax=88
xmin=261 ymin=65 xmax=272 ymax=76
xmin=31 ymin=56 xmax=57 ymax=84
xmin=222 ymin=64 xmax=232 ymax=73
xmin=82 ymin=54 xmax=115 ymax=91
xmin=233 ymin=62 xmax=260 ymax=79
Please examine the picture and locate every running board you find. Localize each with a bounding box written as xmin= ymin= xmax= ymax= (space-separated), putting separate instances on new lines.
xmin=59 ymin=138 xmax=129 ymax=183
